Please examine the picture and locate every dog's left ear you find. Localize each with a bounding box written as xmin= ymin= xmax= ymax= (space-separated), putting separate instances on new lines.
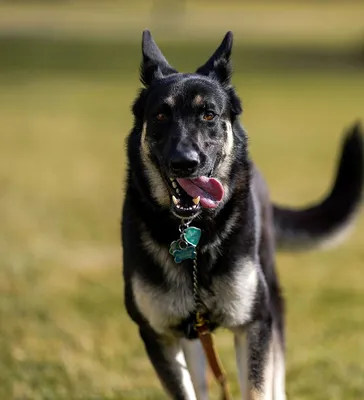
xmin=140 ymin=30 xmax=177 ymax=87
xmin=197 ymin=31 xmax=242 ymax=117
xmin=196 ymin=31 xmax=233 ymax=87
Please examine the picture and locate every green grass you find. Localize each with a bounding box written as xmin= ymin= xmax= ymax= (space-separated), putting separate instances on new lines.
xmin=1 ymin=2 xmax=364 ymax=399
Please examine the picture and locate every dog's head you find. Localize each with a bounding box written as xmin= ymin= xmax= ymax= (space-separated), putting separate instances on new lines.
xmin=132 ymin=30 xmax=244 ymax=219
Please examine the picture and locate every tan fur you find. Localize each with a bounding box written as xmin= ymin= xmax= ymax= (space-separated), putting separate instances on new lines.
xmin=140 ymin=123 xmax=170 ymax=206
xmin=273 ymin=328 xmax=286 ymax=400
xmin=133 ymin=225 xmax=194 ymax=335
xmin=235 ymin=324 xmax=285 ymax=399
xmin=205 ymin=258 xmax=259 ymax=328
xmin=217 ymin=120 xmax=234 ymax=200
xmin=131 ymin=274 xmax=193 ymax=336
xmin=192 ymin=94 xmax=204 ymax=106
xmin=135 ymin=223 xmax=260 ymax=335
xmin=250 ymin=389 xmax=263 ymax=400
xmin=165 ymin=96 xmax=176 ymax=107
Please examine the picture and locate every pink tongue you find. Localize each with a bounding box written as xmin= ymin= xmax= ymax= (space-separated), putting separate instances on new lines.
xmin=176 ymin=177 xmax=224 ymax=209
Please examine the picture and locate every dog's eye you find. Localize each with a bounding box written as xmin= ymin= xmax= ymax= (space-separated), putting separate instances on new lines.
xmin=156 ymin=113 xmax=167 ymax=121
xmin=202 ymin=112 xmax=215 ymax=121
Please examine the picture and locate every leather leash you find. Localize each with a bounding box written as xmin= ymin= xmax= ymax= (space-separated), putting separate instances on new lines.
xmin=195 ymin=313 xmax=232 ymax=400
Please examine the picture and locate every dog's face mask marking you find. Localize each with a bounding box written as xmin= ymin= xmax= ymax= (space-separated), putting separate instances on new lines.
xmin=135 ymin=31 xmax=242 ymax=218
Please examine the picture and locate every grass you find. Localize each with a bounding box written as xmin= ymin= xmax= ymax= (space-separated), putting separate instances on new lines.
xmin=1 ymin=2 xmax=364 ymax=399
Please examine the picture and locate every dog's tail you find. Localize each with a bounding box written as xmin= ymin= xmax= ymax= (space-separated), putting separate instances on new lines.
xmin=273 ymin=122 xmax=363 ymax=252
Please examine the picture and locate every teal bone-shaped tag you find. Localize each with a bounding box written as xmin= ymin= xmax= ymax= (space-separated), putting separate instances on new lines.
xmin=173 ymin=246 xmax=197 ymax=263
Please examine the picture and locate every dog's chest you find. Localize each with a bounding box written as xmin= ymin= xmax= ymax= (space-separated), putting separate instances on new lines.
xmin=132 ymin=237 xmax=258 ymax=335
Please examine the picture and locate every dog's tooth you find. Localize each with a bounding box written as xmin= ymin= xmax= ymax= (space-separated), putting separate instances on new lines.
xmin=172 ymin=195 xmax=179 ymax=205
xmin=172 ymin=182 xmax=177 ymax=188
xmin=176 ymin=188 xmax=180 ymax=194
xmin=169 ymin=178 xmax=174 ymax=182
xmin=192 ymin=196 xmax=200 ymax=205
xmin=192 ymin=205 xmax=197 ymax=209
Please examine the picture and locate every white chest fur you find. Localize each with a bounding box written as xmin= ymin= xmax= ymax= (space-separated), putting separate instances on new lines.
xmin=131 ymin=228 xmax=259 ymax=335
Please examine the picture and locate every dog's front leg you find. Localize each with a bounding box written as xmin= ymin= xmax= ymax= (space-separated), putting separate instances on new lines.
xmin=139 ymin=326 xmax=197 ymax=400
xmin=234 ymin=318 xmax=274 ymax=400
xmin=181 ymin=338 xmax=208 ymax=400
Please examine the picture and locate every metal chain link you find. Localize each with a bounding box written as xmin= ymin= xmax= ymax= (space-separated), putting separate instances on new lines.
xmin=178 ymin=219 xmax=206 ymax=315
xmin=192 ymin=256 xmax=206 ymax=314
xmin=179 ymin=218 xmax=191 ymax=233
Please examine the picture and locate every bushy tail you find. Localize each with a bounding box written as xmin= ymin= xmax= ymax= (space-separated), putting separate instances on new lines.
xmin=273 ymin=122 xmax=364 ymax=251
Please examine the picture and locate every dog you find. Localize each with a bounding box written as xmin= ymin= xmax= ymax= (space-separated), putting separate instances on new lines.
xmin=121 ymin=30 xmax=363 ymax=399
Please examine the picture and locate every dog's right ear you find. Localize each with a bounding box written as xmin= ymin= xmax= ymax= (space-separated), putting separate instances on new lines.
xmin=140 ymin=30 xmax=177 ymax=87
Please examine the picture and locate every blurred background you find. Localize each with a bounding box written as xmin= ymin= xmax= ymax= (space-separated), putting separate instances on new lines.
xmin=1 ymin=1 xmax=364 ymax=399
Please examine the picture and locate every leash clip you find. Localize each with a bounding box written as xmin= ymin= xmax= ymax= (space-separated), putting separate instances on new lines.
xmin=194 ymin=312 xmax=209 ymax=329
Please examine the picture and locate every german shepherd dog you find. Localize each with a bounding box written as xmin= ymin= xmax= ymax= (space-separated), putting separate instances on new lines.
xmin=122 ymin=30 xmax=363 ymax=399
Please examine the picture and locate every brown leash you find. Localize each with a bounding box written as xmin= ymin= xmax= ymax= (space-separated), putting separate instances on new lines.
xmin=195 ymin=313 xmax=232 ymax=400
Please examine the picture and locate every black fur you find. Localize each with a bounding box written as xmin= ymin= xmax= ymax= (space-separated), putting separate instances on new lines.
xmin=121 ymin=30 xmax=363 ymax=399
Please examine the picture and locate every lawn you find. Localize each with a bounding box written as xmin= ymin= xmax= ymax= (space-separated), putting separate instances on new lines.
xmin=1 ymin=2 xmax=364 ymax=399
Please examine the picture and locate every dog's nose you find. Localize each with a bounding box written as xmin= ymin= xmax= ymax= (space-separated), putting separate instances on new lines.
xmin=169 ymin=150 xmax=200 ymax=175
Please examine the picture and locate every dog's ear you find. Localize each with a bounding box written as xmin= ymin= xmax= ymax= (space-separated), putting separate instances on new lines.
xmin=227 ymin=87 xmax=243 ymax=117
xmin=197 ymin=32 xmax=242 ymax=117
xmin=140 ymin=30 xmax=177 ymax=87
xmin=196 ymin=31 xmax=233 ymax=87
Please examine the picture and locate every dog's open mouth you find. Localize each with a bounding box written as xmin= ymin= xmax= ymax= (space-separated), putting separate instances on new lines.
xmin=168 ymin=176 xmax=224 ymax=218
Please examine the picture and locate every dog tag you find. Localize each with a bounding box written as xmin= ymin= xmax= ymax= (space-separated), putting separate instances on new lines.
xmin=173 ymin=246 xmax=197 ymax=263
xmin=183 ymin=227 xmax=201 ymax=247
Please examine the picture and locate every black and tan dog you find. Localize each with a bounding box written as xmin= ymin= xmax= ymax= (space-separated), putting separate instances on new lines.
xmin=122 ymin=30 xmax=363 ymax=399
